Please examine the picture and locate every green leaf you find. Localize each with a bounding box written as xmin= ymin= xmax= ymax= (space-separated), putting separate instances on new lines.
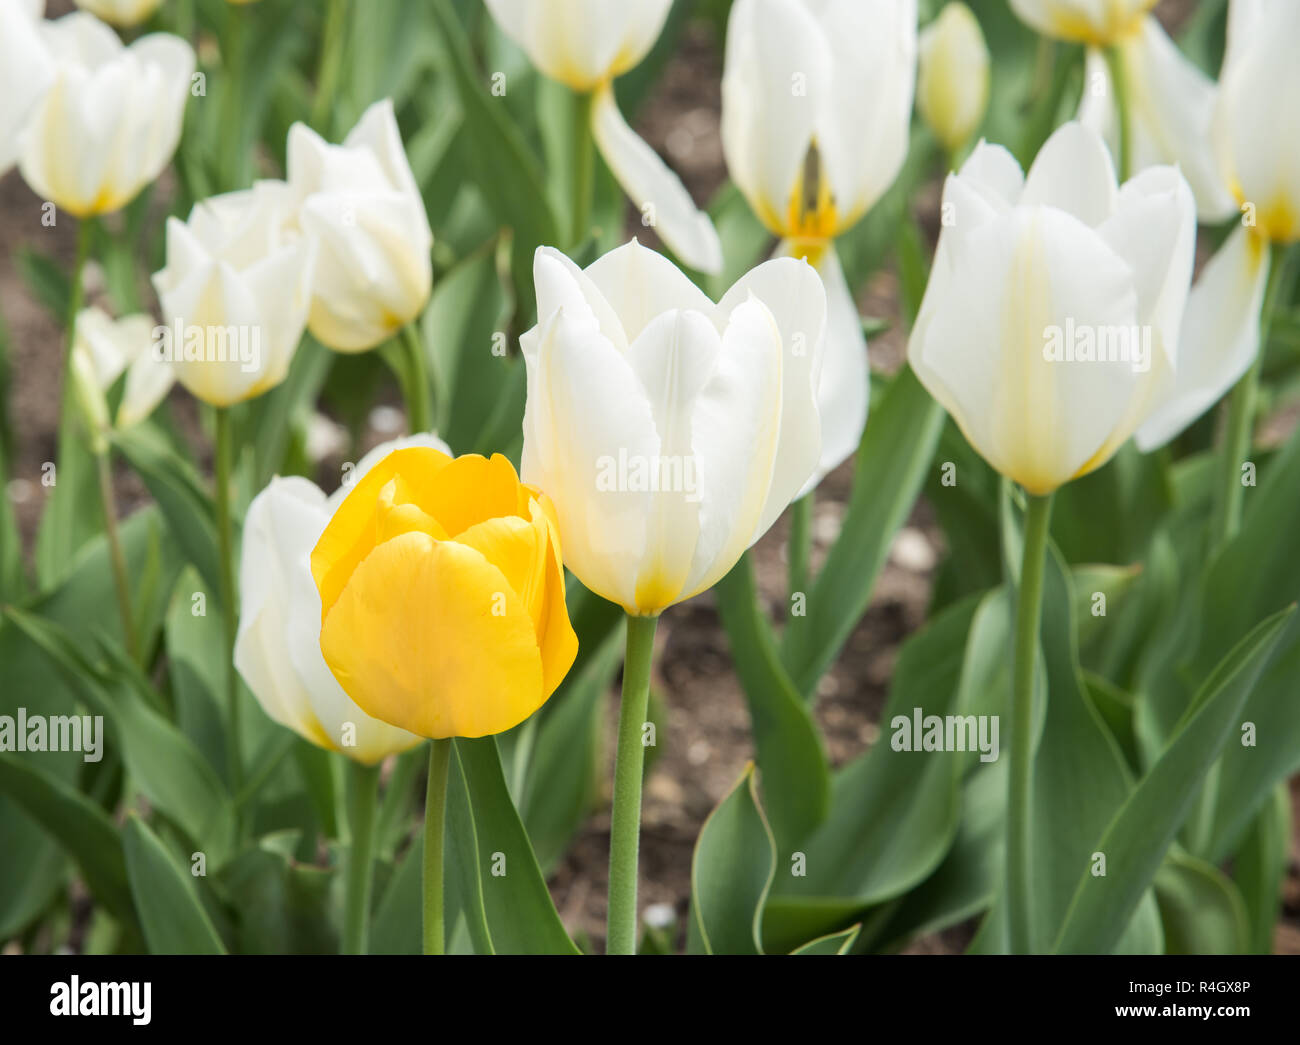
xmin=1154 ymin=850 xmax=1248 ymax=955
xmin=371 ymin=828 xmax=424 ymax=955
xmin=781 ymin=366 xmax=945 ymax=695
xmin=123 ymin=816 xmax=227 ymax=955
xmin=451 ymin=736 xmax=578 ymax=954
xmin=517 ymin=614 xmax=624 ymax=873
xmin=0 ymin=754 xmax=133 ymax=922
xmin=688 ymin=764 xmax=776 ymax=955
xmin=1053 ymin=604 xmax=1294 ymax=953
xmin=421 ymin=245 xmax=515 ymax=452
xmin=114 ymin=426 xmax=222 ymax=595
xmin=1231 ymin=782 xmax=1291 ymax=954
xmin=5 ymin=607 xmax=236 ymax=865
xmin=216 ymin=834 xmax=339 ymax=955
xmin=714 ymin=554 xmax=830 ymax=851
xmin=429 ymin=0 xmax=559 ymax=321
xmin=790 ymin=924 xmax=861 ymax=955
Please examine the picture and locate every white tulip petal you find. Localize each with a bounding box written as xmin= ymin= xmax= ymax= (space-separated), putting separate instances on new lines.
xmin=524 ymin=306 xmax=661 ymax=613
xmin=815 ymin=0 xmax=918 ymax=227
xmin=778 ymin=242 xmax=867 ymax=490
xmin=583 ymin=238 xmax=715 ymax=340
xmin=681 ymin=295 xmax=785 ymax=598
xmin=533 ymin=246 xmax=629 ymax=352
xmin=1097 ymin=164 xmax=1197 ymax=368
xmin=623 ymin=309 xmax=724 ymax=609
xmin=717 ymin=255 xmax=826 ymax=531
xmin=484 ymin=0 xmax=671 ymax=90
xmin=590 ymin=85 xmax=723 ymax=275
xmin=721 ymin=0 xmax=833 ymax=234
xmin=1020 ymin=120 xmax=1118 ymax=228
xmin=1135 ymin=225 xmax=1272 ymax=451
xmin=117 ymin=347 xmax=175 ymax=429
xmin=0 ymin=0 xmax=55 ymax=175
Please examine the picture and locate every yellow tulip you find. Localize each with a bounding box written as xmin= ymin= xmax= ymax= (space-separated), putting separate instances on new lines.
xmin=311 ymin=448 xmax=578 ymax=739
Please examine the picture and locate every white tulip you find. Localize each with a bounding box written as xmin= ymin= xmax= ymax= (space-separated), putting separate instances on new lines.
xmin=73 ymin=0 xmax=164 ymax=27
xmin=153 ymin=180 xmax=318 ymax=407
xmin=483 ymin=0 xmax=722 ymax=275
xmin=1134 ymin=0 xmax=1300 ymax=447
xmin=909 ymin=122 xmax=1196 ymax=494
xmin=917 ymin=3 xmax=990 ymax=154
xmin=235 ymin=435 xmax=450 ymax=764
xmin=286 ymin=100 xmax=433 ymax=353
xmin=519 ymin=239 xmax=826 ymax=615
xmin=723 ymin=0 xmax=916 ymax=244
xmin=1009 ymin=0 xmax=1155 ymax=45
xmin=722 ymin=0 xmax=916 ymax=483
xmin=71 ymin=307 xmax=175 ymax=429
xmin=17 ymin=12 xmax=193 ymax=217
xmin=0 ymin=0 xmax=54 ymax=176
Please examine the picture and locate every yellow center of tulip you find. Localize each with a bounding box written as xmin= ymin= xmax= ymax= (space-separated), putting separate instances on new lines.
xmin=782 ymin=141 xmax=841 ymax=241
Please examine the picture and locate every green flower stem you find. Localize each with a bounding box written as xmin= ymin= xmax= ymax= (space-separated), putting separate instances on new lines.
xmin=214 ymin=407 xmax=242 ymax=799
xmin=310 ymin=0 xmax=350 ymax=134
xmin=222 ymin=4 xmax=246 ymax=190
xmin=96 ymin=448 xmax=137 ymax=662
xmin=399 ymin=323 xmax=433 ymax=435
xmin=787 ymin=493 xmax=813 ymax=599
xmin=606 ymin=613 xmax=659 ymax=955
xmin=571 ymin=88 xmax=596 ymax=249
xmin=342 ymin=758 xmax=380 ymax=955
xmin=1007 ymin=492 xmax=1053 ymax=955
xmin=64 ymin=221 xmax=92 ymax=365
xmin=1103 ymin=45 xmax=1132 ymax=182
xmin=1214 ymin=243 xmax=1294 ymax=549
xmin=423 ymin=738 xmax=452 ymax=956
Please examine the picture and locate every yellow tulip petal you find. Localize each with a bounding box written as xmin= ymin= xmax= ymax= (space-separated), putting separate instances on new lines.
xmin=312 ymin=446 xmax=454 ymax=615
xmin=320 ymin=532 xmax=545 ymax=739
xmin=419 ymin=453 xmax=523 ymax=537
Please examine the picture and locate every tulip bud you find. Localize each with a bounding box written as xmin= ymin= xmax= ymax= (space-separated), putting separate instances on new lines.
xmin=72 ymin=306 xmax=175 ymax=429
xmin=309 ymin=447 xmax=578 ymax=739
xmin=73 ymin=0 xmax=164 ymax=27
xmin=153 ymin=180 xmax=318 ymax=407
xmin=236 ymin=436 xmax=451 ymax=762
xmin=519 ymin=239 xmax=827 ymax=615
xmin=917 ymin=3 xmax=989 ymax=154
xmin=286 ymin=100 xmax=433 ymax=353
xmin=69 ymin=344 xmax=111 ymax=455
xmin=1010 ymin=0 xmax=1154 ymax=46
xmin=16 ymin=12 xmax=194 ymax=217
xmin=908 ymin=123 xmax=1196 ymax=494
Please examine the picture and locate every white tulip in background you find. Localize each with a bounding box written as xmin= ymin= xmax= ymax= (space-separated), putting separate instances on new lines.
xmin=235 ymin=435 xmax=450 ymax=764
xmin=722 ymin=0 xmax=917 ymax=484
xmin=909 ymin=122 xmax=1196 ymax=494
xmin=0 ymin=0 xmax=54 ymax=176
xmin=483 ymin=0 xmax=723 ymax=275
xmin=73 ymin=0 xmax=164 ymax=26
xmin=1135 ymin=0 xmax=1300 ymax=449
xmin=917 ymin=2 xmax=989 ymax=154
xmin=15 ymin=10 xmax=194 ymax=217
xmin=1010 ymin=0 xmax=1233 ymax=221
xmin=70 ymin=307 xmax=175 ymax=430
xmin=287 ymin=100 xmax=433 ymax=353
xmin=153 ymin=180 xmax=318 ymax=406
xmin=519 ymin=239 xmax=826 ymax=616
